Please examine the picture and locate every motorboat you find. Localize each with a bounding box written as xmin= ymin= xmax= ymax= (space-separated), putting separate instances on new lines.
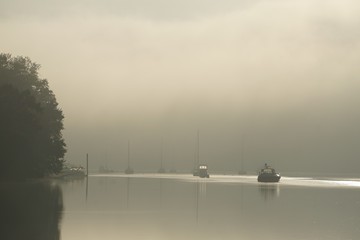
xmin=257 ymin=163 xmax=281 ymax=182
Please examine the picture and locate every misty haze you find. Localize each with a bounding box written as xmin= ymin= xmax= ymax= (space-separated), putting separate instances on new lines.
xmin=1 ymin=0 xmax=360 ymax=239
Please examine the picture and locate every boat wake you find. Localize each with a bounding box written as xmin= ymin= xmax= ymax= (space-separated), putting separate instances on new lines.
xmin=89 ymin=173 xmax=360 ymax=188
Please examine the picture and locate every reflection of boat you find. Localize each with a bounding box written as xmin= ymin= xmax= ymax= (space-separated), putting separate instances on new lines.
xmin=257 ymin=163 xmax=281 ymax=182
xmin=258 ymin=183 xmax=280 ymax=200
xmin=193 ymin=164 xmax=210 ymax=178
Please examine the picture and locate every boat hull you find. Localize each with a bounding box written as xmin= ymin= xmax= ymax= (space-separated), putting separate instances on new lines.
xmin=257 ymin=174 xmax=281 ymax=183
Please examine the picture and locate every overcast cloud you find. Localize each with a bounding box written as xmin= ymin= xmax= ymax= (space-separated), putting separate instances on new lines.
xmin=1 ymin=0 xmax=360 ymax=174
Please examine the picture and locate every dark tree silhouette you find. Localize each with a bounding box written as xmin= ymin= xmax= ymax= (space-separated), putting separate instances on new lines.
xmin=0 ymin=54 xmax=66 ymax=180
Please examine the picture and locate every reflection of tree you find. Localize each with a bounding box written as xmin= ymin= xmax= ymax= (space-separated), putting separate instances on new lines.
xmin=126 ymin=177 xmax=130 ymax=208
xmin=0 ymin=181 xmax=63 ymax=240
xmin=258 ymin=183 xmax=280 ymax=200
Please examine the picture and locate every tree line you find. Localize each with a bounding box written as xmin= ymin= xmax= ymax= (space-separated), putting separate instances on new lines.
xmin=0 ymin=53 xmax=66 ymax=180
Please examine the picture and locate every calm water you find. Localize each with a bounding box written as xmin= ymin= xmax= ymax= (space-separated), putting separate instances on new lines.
xmin=1 ymin=174 xmax=360 ymax=240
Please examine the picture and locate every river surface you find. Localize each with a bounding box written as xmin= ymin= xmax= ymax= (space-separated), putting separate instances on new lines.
xmin=1 ymin=174 xmax=360 ymax=240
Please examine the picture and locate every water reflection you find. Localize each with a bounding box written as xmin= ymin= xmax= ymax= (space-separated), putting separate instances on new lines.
xmin=59 ymin=175 xmax=360 ymax=240
xmin=0 ymin=181 xmax=63 ymax=240
xmin=195 ymin=180 xmax=207 ymax=223
xmin=86 ymin=176 xmax=88 ymax=201
xmin=127 ymin=177 xmax=131 ymax=208
xmin=258 ymin=183 xmax=280 ymax=200
xmin=159 ymin=178 xmax=163 ymax=208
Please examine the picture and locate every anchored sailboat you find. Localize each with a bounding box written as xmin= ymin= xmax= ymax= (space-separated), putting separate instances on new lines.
xmin=125 ymin=140 xmax=134 ymax=174
xmin=158 ymin=138 xmax=165 ymax=173
xmin=192 ymin=131 xmax=209 ymax=178
xmin=238 ymin=136 xmax=246 ymax=175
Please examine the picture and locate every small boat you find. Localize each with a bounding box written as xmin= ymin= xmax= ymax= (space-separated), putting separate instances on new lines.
xmin=193 ymin=164 xmax=210 ymax=178
xmin=57 ymin=165 xmax=86 ymax=178
xmin=257 ymin=163 xmax=281 ymax=182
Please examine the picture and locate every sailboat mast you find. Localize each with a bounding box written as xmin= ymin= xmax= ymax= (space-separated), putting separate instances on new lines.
xmin=127 ymin=140 xmax=130 ymax=168
xmin=197 ymin=130 xmax=200 ymax=166
xmin=239 ymin=134 xmax=246 ymax=175
xmin=240 ymin=138 xmax=244 ymax=171
xmin=160 ymin=138 xmax=163 ymax=169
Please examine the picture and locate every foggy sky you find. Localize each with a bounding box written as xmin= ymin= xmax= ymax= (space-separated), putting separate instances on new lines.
xmin=1 ymin=0 xmax=360 ymax=174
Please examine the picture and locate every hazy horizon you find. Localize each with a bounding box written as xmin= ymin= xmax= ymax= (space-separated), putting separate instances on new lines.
xmin=1 ymin=0 xmax=360 ymax=174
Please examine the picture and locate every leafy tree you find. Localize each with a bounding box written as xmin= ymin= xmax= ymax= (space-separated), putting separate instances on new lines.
xmin=0 ymin=54 xmax=66 ymax=179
